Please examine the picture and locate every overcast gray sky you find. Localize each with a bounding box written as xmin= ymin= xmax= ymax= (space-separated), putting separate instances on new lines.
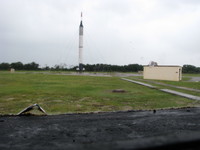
xmin=0 ymin=0 xmax=200 ymax=67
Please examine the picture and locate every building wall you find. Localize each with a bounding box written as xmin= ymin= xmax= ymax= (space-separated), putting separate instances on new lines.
xmin=143 ymin=66 xmax=182 ymax=81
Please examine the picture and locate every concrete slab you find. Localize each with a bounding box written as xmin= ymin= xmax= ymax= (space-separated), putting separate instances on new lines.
xmin=121 ymin=78 xmax=156 ymax=88
xmin=122 ymin=78 xmax=200 ymax=101
xmin=188 ymin=77 xmax=200 ymax=82
xmin=140 ymin=79 xmax=200 ymax=92
xmin=160 ymin=89 xmax=200 ymax=101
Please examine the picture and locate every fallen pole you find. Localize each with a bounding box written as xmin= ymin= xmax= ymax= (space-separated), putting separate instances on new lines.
xmin=17 ymin=104 xmax=47 ymax=116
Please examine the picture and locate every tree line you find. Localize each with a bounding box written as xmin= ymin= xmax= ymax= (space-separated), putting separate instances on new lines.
xmin=0 ymin=62 xmax=199 ymax=73
xmin=0 ymin=62 xmax=143 ymax=72
xmin=182 ymin=65 xmax=200 ymax=73
xmin=72 ymin=64 xmax=143 ymax=72
xmin=0 ymin=62 xmax=39 ymax=70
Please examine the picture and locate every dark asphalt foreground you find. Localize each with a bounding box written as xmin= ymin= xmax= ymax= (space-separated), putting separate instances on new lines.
xmin=1 ymin=108 xmax=200 ymax=150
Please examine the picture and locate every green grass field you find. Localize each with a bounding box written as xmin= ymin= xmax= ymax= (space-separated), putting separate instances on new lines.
xmin=0 ymin=71 xmax=199 ymax=115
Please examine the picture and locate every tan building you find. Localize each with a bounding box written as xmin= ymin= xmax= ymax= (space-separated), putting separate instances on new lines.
xmin=143 ymin=65 xmax=182 ymax=81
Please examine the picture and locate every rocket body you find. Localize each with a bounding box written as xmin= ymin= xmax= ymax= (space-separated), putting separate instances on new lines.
xmin=79 ymin=20 xmax=83 ymax=71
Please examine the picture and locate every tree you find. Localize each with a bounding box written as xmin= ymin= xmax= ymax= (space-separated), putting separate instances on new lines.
xmin=24 ymin=62 xmax=39 ymax=70
xmin=182 ymin=65 xmax=197 ymax=73
xmin=78 ymin=63 xmax=143 ymax=72
xmin=0 ymin=63 xmax=10 ymax=70
xmin=197 ymin=67 xmax=200 ymax=73
xmin=10 ymin=62 xmax=24 ymax=70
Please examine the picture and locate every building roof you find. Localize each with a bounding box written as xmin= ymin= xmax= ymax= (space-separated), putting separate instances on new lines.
xmin=143 ymin=65 xmax=182 ymax=67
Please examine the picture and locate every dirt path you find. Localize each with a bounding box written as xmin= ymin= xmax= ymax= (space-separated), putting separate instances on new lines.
xmin=1 ymin=108 xmax=200 ymax=150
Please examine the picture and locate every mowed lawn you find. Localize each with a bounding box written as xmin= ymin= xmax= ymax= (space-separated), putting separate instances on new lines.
xmin=0 ymin=72 xmax=197 ymax=115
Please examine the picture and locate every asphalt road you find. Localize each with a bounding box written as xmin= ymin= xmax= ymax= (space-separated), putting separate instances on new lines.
xmin=1 ymin=108 xmax=200 ymax=150
xmin=188 ymin=77 xmax=200 ymax=82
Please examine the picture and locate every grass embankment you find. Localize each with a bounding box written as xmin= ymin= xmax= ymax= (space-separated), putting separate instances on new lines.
xmin=0 ymin=71 xmax=198 ymax=115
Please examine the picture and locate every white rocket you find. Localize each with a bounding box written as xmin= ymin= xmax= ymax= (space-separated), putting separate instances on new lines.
xmin=78 ymin=12 xmax=83 ymax=71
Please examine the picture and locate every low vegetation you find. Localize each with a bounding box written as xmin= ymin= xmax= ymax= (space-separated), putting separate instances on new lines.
xmin=0 ymin=71 xmax=199 ymax=115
